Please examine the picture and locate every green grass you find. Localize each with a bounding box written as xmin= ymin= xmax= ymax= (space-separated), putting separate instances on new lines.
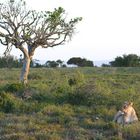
xmin=0 ymin=67 xmax=140 ymax=139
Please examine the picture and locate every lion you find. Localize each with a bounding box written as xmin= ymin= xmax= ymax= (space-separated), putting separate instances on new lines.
xmin=113 ymin=102 xmax=138 ymax=124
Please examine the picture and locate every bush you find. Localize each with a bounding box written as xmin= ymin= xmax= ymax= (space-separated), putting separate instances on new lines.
xmin=4 ymin=83 xmax=24 ymax=93
xmin=0 ymin=92 xmax=21 ymax=113
xmin=66 ymin=82 xmax=99 ymax=105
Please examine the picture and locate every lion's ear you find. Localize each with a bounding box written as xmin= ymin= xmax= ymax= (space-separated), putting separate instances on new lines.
xmin=130 ymin=102 xmax=133 ymax=106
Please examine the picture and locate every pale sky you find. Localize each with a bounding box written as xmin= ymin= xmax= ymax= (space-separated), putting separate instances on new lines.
xmin=1 ymin=0 xmax=140 ymax=65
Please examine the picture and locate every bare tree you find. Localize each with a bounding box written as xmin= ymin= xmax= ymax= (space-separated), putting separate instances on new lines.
xmin=0 ymin=0 xmax=82 ymax=84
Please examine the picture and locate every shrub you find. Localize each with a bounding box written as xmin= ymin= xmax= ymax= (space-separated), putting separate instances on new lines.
xmin=66 ymin=82 xmax=99 ymax=105
xmin=4 ymin=83 xmax=24 ymax=93
xmin=0 ymin=92 xmax=21 ymax=113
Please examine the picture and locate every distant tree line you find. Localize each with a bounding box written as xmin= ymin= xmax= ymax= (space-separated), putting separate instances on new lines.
xmin=1 ymin=54 xmax=139 ymax=68
xmin=102 ymin=54 xmax=140 ymax=67
xmin=0 ymin=56 xmax=94 ymax=68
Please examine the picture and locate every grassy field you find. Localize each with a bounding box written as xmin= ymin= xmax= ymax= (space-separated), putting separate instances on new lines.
xmin=0 ymin=67 xmax=140 ymax=140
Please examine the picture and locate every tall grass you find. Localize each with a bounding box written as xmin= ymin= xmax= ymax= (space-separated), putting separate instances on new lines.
xmin=0 ymin=67 xmax=140 ymax=139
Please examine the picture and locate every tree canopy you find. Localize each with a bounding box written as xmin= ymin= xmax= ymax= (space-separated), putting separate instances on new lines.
xmin=67 ymin=57 xmax=94 ymax=67
xmin=109 ymin=54 xmax=140 ymax=67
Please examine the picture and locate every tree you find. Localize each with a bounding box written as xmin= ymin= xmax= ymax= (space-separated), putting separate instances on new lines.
xmin=45 ymin=59 xmax=65 ymax=68
xmin=67 ymin=57 xmax=94 ymax=67
xmin=0 ymin=0 xmax=82 ymax=84
xmin=110 ymin=54 xmax=140 ymax=67
xmin=56 ymin=59 xmax=63 ymax=67
xmin=110 ymin=56 xmax=124 ymax=67
xmin=45 ymin=60 xmax=59 ymax=68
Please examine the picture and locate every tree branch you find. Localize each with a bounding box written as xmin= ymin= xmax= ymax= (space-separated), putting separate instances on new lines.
xmin=0 ymin=38 xmax=8 ymax=45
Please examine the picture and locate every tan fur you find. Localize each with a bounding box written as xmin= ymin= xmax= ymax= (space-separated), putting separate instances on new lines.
xmin=114 ymin=102 xmax=138 ymax=124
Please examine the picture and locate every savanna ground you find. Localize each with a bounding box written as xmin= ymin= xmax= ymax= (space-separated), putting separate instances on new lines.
xmin=0 ymin=67 xmax=140 ymax=140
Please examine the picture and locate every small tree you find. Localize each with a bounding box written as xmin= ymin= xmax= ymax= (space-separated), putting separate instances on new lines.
xmin=56 ymin=59 xmax=63 ymax=67
xmin=67 ymin=57 xmax=94 ymax=67
xmin=45 ymin=60 xmax=59 ymax=68
xmin=45 ymin=59 xmax=65 ymax=68
xmin=0 ymin=0 xmax=82 ymax=84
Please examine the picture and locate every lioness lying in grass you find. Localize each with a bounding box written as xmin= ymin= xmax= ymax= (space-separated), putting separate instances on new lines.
xmin=113 ymin=102 xmax=138 ymax=124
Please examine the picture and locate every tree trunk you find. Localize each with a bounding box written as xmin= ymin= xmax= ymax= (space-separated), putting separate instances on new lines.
xmin=20 ymin=57 xmax=31 ymax=84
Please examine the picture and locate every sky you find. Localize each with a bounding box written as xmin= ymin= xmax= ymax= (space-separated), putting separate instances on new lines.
xmin=1 ymin=0 xmax=140 ymax=65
